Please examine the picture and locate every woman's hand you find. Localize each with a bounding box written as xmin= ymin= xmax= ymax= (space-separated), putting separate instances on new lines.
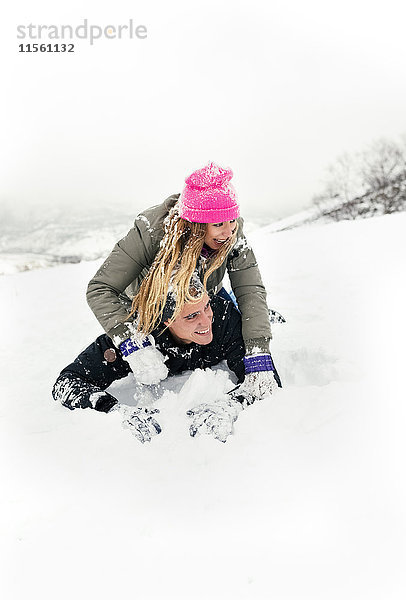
xmin=187 ymin=397 xmax=242 ymax=443
xmin=230 ymin=353 xmax=280 ymax=405
xmin=118 ymin=335 xmax=169 ymax=385
xmin=231 ymin=370 xmax=279 ymax=406
xmin=113 ymin=405 xmax=162 ymax=443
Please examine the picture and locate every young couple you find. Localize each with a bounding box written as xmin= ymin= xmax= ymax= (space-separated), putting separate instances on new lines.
xmin=52 ymin=161 xmax=282 ymax=442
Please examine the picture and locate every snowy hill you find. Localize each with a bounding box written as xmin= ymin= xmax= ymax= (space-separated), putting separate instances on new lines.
xmin=1 ymin=213 xmax=405 ymax=599
xmin=0 ymin=208 xmax=276 ymax=275
xmin=0 ymin=208 xmax=135 ymax=274
xmin=258 ymin=205 xmax=321 ymax=233
xmin=0 ymin=199 xmax=333 ymax=276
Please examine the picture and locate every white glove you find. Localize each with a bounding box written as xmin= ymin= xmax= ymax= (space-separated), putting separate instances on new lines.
xmin=113 ymin=405 xmax=162 ymax=443
xmin=231 ymin=371 xmax=278 ymax=406
xmin=124 ymin=345 xmax=168 ymax=385
xmin=186 ymin=397 xmax=243 ymax=443
xmin=118 ymin=335 xmax=169 ymax=385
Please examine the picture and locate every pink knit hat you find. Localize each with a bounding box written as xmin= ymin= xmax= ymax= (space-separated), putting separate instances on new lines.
xmin=179 ymin=161 xmax=240 ymax=223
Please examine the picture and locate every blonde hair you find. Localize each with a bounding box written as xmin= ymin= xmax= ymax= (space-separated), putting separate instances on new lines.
xmin=128 ymin=205 xmax=238 ymax=334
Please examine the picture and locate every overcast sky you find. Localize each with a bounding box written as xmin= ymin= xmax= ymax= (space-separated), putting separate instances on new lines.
xmin=2 ymin=0 xmax=406 ymax=220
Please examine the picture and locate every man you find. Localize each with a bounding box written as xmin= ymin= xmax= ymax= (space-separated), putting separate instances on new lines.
xmin=52 ymin=290 xmax=281 ymax=443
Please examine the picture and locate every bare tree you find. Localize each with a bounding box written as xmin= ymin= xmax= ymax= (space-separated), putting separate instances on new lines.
xmin=313 ymin=136 xmax=406 ymax=221
xmin=360 ymin=139 xmax=406 ymax=214
xmin=326 ymin=153 xmax=362 ymax=203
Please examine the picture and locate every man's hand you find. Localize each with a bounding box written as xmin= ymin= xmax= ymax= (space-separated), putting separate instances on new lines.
xmin=115 ymin=405 xmax=162 ymax=443
xmin=186 ymin=397 xmax=243 ymax=443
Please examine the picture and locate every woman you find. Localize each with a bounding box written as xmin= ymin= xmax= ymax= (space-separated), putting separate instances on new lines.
xmin=86 ymin=161 xmax=279 ymax=397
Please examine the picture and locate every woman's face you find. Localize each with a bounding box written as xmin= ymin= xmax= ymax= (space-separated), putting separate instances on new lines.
xmin=166 ymin=293 xmax=213 ymax=345
xmin=204 ymin=220 xmax=237 ymax=250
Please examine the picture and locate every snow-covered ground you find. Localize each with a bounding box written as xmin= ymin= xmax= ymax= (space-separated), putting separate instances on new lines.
xmin=0 ymin=206 xmax=273 ymax=275
xmin=1 ymin=212 xmax=405 ymax=599
xmin=0 ymin=208 xmax=134 ymax=274
xmin=259 ymin=205 xmax=321 ymax=233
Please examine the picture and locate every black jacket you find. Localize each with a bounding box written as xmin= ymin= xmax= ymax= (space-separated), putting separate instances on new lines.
xmin=54 ymin=296 xmax=245 ymax=412
xmin=154 ymin=295 xmax=245 ymax=383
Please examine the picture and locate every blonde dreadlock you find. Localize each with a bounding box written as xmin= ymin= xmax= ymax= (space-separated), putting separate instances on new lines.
xmin=127 ymin=205 xmax=238 ymax=334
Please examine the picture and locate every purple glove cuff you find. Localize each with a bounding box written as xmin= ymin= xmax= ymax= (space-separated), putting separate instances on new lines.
xmin=244 ymin=354 xmax=274 ymax=374
xmin=119 ymin=337 xmax=152 ymax=357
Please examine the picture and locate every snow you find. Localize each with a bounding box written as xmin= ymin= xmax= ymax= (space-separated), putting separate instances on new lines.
xmin=1 ymin=212 xmax=406 ymax=599
xmin=0 ymin=205 xmax=270 ymax=275
xmin=259 ymin=205 xmax=321 ymax=232
xmin=0 ymin=209 xmax=134 ymax=274
xmin=137 ymin=214 xmax=155 ymax=233
xmin=0 ymin=252 xmax=80 ymax=275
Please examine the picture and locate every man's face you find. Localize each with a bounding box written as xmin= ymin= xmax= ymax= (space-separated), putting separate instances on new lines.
xmin=204 ymin=220 xmax=237 ymax=250
xmin=166 ymin=293 xmax=213 ymax=345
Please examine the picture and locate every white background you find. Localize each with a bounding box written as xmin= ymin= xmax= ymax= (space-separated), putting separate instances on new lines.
xmin=2 ymin=0 xmax=406 ymax=219
xmin=1 ymin=4 xmax=406 ymax=598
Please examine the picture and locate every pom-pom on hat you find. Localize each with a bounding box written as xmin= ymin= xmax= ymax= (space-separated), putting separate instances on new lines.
xmin=179 ymin=161 xmax=240 ymax=223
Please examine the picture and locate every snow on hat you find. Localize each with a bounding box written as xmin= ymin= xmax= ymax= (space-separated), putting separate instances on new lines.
xmin=179 ymin=161 xmax=240 ymax=223
xmin=161 ymin=272 xmax=205 ymax=323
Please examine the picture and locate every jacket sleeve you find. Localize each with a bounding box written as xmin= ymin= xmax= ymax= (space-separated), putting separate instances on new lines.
xmin=227 ymin=220 xmax=272 ymax=354
xmin=210 ymin=296 xmax=246 ymax=383
xmin=86 ymin=219 xmax=154 ymax=344
xmin=222 ymin=315 xmax=246 ymax=384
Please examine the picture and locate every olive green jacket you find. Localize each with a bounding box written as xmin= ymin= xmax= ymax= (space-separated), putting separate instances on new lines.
xmin=86 ymin=194 xmax=272 ymax=354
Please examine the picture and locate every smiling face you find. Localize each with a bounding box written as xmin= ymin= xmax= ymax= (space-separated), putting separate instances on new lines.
xmin=165 ymin=293 xmax=213 ymax=345
xmin=204 ymin=220 xmax=237 ymax=250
